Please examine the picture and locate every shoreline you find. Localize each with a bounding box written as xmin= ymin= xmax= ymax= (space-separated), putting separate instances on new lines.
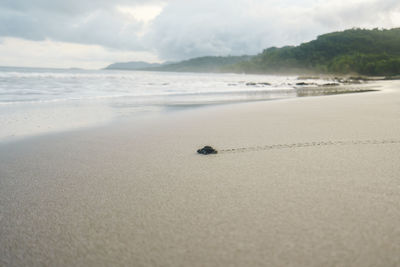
xmin=0 ymin=80 xmax=382 ymax=146
xmin=1 ymin=80 xmax=400 ymax=266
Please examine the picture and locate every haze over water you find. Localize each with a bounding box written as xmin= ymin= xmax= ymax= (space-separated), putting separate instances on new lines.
xmin=0 ymin=67 xmax=330 ymax=142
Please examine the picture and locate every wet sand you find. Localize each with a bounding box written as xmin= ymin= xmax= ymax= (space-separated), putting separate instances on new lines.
xmin=1 ymin=80 xmax=400 ymax=266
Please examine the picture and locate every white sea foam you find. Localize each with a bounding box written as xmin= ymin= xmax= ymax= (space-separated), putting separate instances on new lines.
xmin=0 ymin=67 xmax=329 ymax=142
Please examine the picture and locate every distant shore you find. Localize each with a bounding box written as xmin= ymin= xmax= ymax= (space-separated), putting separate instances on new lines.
xmin=1 ymin=80 xmax=400 ymax=266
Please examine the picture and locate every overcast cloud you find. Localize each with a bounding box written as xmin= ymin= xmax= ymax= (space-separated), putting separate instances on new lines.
xmin=0 ymin=0 xmax=400 ymax=68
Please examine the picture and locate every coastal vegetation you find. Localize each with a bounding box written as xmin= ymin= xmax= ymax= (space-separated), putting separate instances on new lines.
xmin=106 ymin=56 xmax=253 ymax=72
xmin=107 ymin=28 xmax=400 ymax=76
xmin=105 ymin=61 xmax=164 ymax=70
xmin=227 ymin=28 xmax=400 ymax=76
xmin=147 ymin=55 xmax=253 ymax=72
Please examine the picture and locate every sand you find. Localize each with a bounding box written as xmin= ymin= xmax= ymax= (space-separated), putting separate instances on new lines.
xmin=1 ymin=80 xmax=400 ymax=266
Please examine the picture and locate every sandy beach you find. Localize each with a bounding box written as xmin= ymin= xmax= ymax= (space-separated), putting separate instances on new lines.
xmin=1 ymin=80 xmax=400 ymax=266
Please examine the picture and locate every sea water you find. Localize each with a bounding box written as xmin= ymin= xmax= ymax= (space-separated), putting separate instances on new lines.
xmin=0 ymin=67 xmax=327 ymax=142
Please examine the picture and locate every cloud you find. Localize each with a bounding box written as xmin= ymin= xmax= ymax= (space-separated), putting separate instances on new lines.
xmin=147 ymin=0 xmax=400 ymax=60
xmin=311 ymin=0 xmax=400 ymax=28
xmin=0 ymin=37 xmax=160 ymax=69
xmin=1 ymin=0 xmax=400 ymax=65
xmin=0 ymin=0 xmax=165 ymax=50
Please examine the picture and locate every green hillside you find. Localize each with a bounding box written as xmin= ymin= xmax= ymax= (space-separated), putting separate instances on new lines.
xmin=149 ymin=55 xmax=253 ymax=73
xmin=105 ymin=61 xmax=163 ymax=70
xmin=226 ymin=28 xmax=400 ymax=76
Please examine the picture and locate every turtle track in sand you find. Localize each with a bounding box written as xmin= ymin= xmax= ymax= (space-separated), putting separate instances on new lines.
xmin=218 ymin=139 xmax=400 ymax=154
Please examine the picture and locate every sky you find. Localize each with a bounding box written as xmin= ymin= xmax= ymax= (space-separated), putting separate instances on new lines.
xmin=1 ymin=0 xmax=400 ymax=69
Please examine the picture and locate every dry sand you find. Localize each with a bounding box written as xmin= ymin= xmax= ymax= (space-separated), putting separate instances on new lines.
xmin=1 ymin=80 xmax=400 ymax=266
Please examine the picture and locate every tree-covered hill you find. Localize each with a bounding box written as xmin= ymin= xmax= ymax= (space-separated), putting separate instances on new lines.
xmin=104 ymin=28 xmax=400 ymax=76
xmin=105 ymin=61 xmax=164 ymax=70
xmin=149 ymin=55 xmax=253 ymax=72
xmin=226 ymin=28 xmax=400 ymax=76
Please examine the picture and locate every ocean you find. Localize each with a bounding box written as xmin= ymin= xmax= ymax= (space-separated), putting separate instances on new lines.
xmin=0 ymin=66 xmax=327 ymax=142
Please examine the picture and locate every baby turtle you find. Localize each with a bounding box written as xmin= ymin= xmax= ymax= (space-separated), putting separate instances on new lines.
xmin=197 ymin=146 xmax=218 ymax=155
